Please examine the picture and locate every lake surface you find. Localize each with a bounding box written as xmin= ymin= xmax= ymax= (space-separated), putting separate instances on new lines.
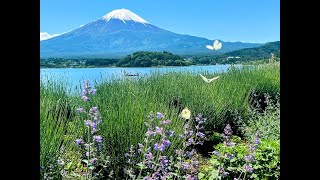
xmin=40 ymin=65 xmax=236 ymax=94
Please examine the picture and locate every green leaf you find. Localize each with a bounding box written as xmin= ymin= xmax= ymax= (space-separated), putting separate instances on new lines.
xmin=82 ymin=160 xmax=89 ymax=164
xmin=65 ymin=162 xmax=73 ymax=170
xmin=198 ymin=173 xmax=205 ymax=179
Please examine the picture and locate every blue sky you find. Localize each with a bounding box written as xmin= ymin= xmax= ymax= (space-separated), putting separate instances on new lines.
xmin=40 ymin=0 xmax=279 ymax=43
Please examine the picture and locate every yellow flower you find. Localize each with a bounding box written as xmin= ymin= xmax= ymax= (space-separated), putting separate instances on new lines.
xmin=180 ymin=107 xmax=191 ymax=120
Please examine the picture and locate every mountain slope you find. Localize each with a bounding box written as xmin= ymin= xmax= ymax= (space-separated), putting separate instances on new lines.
xmin=40 ymin=9 xmax=262 ymax=58
xmin=224 ymin=41 xmax=280 ymax=58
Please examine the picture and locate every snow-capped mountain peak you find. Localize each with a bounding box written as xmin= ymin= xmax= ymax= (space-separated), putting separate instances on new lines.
xmin=102 ymin=8 xmax=149 ymax=24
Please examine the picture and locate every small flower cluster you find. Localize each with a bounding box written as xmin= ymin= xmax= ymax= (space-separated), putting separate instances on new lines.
xmin=125 ymin=111 xmax=206 ymax=180
xmin=222 ymin=124 xmax=236 ymax=147
xmin=125 ymin=112 xmax=174 ymax=179
xmin=212 ymin=124 xmax=235 ymax=178
xmin=210 ymin=124 xmax=261 ymax=180
xmin=176 ymin=113 xmax=206 ymax=179
xmin=242 ymin=132 xmax=260 ymax=174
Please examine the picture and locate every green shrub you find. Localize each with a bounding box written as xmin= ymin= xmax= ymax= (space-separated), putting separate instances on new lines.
xmin=199 ymin=134 xmax=280 ymax=180
xmin=244 ymin=94 xmax=280 ymax=141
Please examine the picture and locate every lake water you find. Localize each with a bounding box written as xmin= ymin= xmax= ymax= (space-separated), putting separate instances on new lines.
xmin=40 ymin=65 xmax=236 ymax=94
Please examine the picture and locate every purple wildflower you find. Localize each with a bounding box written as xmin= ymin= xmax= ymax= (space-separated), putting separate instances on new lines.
xmin=76 ymin=138 xmax=84 ymax=145
xmin=226 ymin=153 xmax=234 ymax=160
xmin=189 ymin=130 xmax=194 ymax=136
xmin=91 ymin=122 xmax=97 ymax=128
xmin=244 ymin=155 xmax=255 ymax=162
xmin=254 ymin=138 xmax=260 ymax=145
xmin=213 ymin=151 xmax=219 ymax=157
xmin=186 ymin=175 xmax=193 ymax=180
xmin=166 ymin=130 xmax=174 ymax=137
xmin=224 ymin=124 xmax=233 ymax=136
xmin=182 ymin=162 xmax=190 ymax=170
xmin=179 ymin=134 xmax=185 ymax=138
xmin=196 ymin=132 xmax=205 ymax=138
xmin=82 ymin=89 xmax=87 ymax=96
xmin=156 ymin=112 xmax=164 ymax=119
xmin=145 ymin=152 xmax=154 ymax=160
xmin=254 ymin=132 xmax=260 ymax=145
xmin=225 ymin=142 xmax=236 ymax=147
xmin=90 ymin=158 xmax=97 ymax=163
xmin=84 ymin=120 xmax=93 ymax=127
xmin=76 ymin=107 xmax=85 ymax=113
xmin=89 ymin=107 xmax=98 ymax=113
xmin=89 ymin=89 xmax=96 ymax=95
xmin=154 ymin=143 xmax=159 ymax=151
xmin=82 ymin=96 xmax=90 ymax=102
xmin=86 ymin=152 xmax=90 ymax=157
xmin=243 ymin=164 xmax=254 ymax=173
xmin=249 ymin=144 xmax=255 ymax=151
xmin=188 ymin=138 xmax=195 ymax=145
xmin=143 ymin=176 xmax=152 ymax=180
xmin=186 ymin=150 xmax=196 ymax=157
xmin=161 ymin=119 xmax=172 ymax=125
xmin=219 ymin=167 xmax=229 ymax=177
xmin=93 ymin=135 xmax=103 ymax=143
xmin=151 ymin=172 xmax=160 ymax=178
xmin=160 ymin=156 xmax=169 ymax=166
xmin=155 ymin=127 xmax=163 ymax=134
xmin=222 ymin=172 xmax=230 ymax=177
xmin=162 ymin=140 xmax=171 ymax=147
xmin=138 ymin=143 xmax=144 ymax=153
xmin=159 ymin=143 xmax=165 ymax=151
xmin=146 ymin=129 xmax=155 ymax=136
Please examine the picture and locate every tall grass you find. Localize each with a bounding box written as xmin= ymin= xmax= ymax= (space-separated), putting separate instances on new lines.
xmin=40 ymin=63 xmax=280 ymax=178
xmin=40 ymin=77 xmax=83 ymax=178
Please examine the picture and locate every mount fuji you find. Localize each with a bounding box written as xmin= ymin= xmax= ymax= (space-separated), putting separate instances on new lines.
xmin=40 ymin=9 xmax=262 ymax=58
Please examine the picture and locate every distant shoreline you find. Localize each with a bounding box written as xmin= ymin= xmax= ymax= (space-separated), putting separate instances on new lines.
xmin=39 ymin=64 xmax=236 ymax=69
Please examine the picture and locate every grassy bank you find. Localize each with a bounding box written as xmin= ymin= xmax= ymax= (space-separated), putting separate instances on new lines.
xmin=40 ymin=63 xmax=279 ymax=179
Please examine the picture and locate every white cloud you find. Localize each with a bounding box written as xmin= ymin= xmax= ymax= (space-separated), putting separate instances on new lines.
xmin=40 ymin=32 xmax=61 ymax=41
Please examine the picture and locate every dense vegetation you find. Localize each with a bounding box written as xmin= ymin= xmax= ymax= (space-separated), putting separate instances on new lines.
xmin=40 ymin=63 xmax=280 ymax=179
xmin=40 ymin=41 xmax=280 ymax=68
xmin=189 ymin=41 xmax=280 ymax=65
xmin=116 ymin=51 xmax=191 ymax=67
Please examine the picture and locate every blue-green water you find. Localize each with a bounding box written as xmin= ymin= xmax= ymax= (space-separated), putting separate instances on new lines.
xmin=40 ymin=65 xmax=236 ymax=94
